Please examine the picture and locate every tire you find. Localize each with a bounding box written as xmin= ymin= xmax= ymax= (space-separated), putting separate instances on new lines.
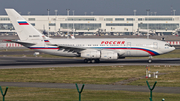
xmin=95 ymin=59 xmax=100 ymax=63
xmin=148 ymin=59 xmax=152 ymax=63
xmin=91 ymin=59 xmax=95 ymax=63
xmin=84 ymin=59 xmax=88 ymax=63
xmin=87 ymin=59 xmax=91 ymax=63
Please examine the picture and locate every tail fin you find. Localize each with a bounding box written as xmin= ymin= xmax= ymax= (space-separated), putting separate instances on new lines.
xmin=70 ymin=34 xmax=75 ymax=39
xmin=5 ymin=9 xmax=47 ymax=41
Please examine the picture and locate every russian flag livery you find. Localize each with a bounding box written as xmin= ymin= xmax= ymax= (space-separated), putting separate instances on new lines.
xmin=44 ymin=40 xmax=49 ymax=42
xmin=18 ymin=21 xmax=29 ymax=25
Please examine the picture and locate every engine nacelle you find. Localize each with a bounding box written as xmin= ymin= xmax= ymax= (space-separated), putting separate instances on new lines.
xmin=101 ymin=50 xmax=118 ymax=59
xmin=81 ymin=50 xmax=101 ymax=58
xmin=80 ymin=50 xmax=119 ymax=60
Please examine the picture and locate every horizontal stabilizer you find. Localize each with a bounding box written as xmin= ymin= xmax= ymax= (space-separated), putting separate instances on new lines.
xmin=4 ymin=39 xmax=36 ymax=45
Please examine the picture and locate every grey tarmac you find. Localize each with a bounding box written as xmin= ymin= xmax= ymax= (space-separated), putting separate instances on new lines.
xmin=0 ymin=57 xmax=180 ymax=69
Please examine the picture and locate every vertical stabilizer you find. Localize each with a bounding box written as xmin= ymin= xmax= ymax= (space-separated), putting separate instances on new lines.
xmin=5 ymin=9 xmax=47 ymax=41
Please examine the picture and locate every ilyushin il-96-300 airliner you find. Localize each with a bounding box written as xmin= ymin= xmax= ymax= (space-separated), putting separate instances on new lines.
xmin=5 ymin=9 xmax=175 ymax=63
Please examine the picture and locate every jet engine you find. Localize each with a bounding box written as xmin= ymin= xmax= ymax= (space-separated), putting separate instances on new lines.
xmin=80 ymin=50 xmax=119 ymax=60
xmin=101 ymin=50 xmax=118 ymax=59
xmin=81 ymin=50 xmax=101 ymax=58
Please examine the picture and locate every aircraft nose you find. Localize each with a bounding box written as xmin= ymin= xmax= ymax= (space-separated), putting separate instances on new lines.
xmin=172 ymin=46 xmax=175 ymax=51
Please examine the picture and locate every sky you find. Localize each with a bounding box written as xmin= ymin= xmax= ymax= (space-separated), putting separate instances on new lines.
xmin=0 ymin=0 xmax=180 ymax=15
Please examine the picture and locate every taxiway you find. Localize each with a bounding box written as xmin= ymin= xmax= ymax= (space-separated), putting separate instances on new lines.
xmin=0 ymin=57 xmax=180 ymax=69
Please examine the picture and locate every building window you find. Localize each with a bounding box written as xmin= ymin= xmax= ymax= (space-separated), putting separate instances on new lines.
xmin=28 ymin=18 xmax=35 ymax=21
xmin=106 ymin=23 xmax=133 ymax=26
xmin=145 ymin=18 xmax=173 ymax=21
xmin=138 ymin=23 xmax=179 ymax=30
xmin=0 ymin=18 xmax=10 ymax=21
xmin=67 ymin=17 xmax=95 ymax=21
xmin=105 ymin=18 xmax=113 ymax=21
xmin=60 ymin=23 xmax=101 ymax=30
xmin=31 ymin=23 xmax=35 ymax=26
xmin=138 ymin=18 xmax=143 ymax=21
xmin=49 ymin=23 xmax=56 ymax=26
xmin=115 ymin=18 xmax=124 ymax=21
xmin=127 ymin=18 xmax=134 ymax=21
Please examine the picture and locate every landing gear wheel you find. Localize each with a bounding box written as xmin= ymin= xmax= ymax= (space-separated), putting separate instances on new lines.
xmin=91 ymin=59 xmax=95 ymax=63
xmin=84 ymin=59 xmax=92 ymax=63
xmin=84 ymin=59 xmax=88 ymax=63
xmin=148 ymin=56 xmax=152 ymax=63
xmin=95 ymin=59 xmax=100 ymax=63
xmin=87 ymin=59 xmax=91 ymax=63
xmin=148 ymin=59 xmax=152 ymax=63
xmin=84 ymin=59 xmax=100 ymax=63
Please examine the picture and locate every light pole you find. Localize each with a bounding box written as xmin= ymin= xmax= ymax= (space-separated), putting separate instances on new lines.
xmin=154 ymin=12 xmax=157 ymax=16
xmin=173 ymin=10 xmax=176 ymax=16
xmin=146 ymin=9 xmax=150 ymax=39
xmin=91 ymin=12 xmax=94 ymax=15
xmin=91 ymin=12 xmax=94 ymax=32
xmin=133 ymin=10 xmax=136 ymax=34
xmin=54 ymin=10 xmax=58 ymax=33
xmin=66 ymin=9 xmax=70 ymax=37
xmin=72 ymin=10 xmax=75 ymax=36
xmin=47 ymin=9 xmax=50 ymax=18
xmin=28 ymin=12 xmax=31 ymax=15
xmin=151 ymin=12 xmax=153 ymax=16
xmin=133 ymin=10 xmax=136 ymax=16
xmin=55 ymin=10 xmax=58 ymax=15
xmin=47 ymin=9 xmax=50 ymax=37
xmin=140 ymin=22 xmax=143 ymax=30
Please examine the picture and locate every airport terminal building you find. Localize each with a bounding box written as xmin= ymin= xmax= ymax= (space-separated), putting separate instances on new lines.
xmin=0 ymin=14 xmax=180 ymax=36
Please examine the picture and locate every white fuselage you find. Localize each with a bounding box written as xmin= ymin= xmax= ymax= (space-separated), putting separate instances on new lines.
xmin=26 ymin=38 xmax=175 ymax=58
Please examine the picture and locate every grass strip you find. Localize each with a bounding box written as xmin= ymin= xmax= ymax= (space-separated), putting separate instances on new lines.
xmin=0 ymin=86 xmax=179 ymax=101
xmin=0 ymin=66 xmax=180 ymax=87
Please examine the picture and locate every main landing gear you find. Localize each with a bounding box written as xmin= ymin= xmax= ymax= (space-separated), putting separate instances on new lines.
xmin=148 ymin=56 xmax=152 ymax=63
xmin=84 ymin=59 xmax=100 ymax=63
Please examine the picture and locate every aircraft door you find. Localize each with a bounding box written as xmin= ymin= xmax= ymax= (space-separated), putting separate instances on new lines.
xmin=127 ymin=42 xmax=131 ymax=49
xmin=126 ymin=42 xmax=131 ymax=56
xmin=126 ymin=51 xmax=131 ymax=56
xmin=153 ymin=42 xmax=158 ymax=49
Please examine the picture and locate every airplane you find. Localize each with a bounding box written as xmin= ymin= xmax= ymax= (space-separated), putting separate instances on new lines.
xmin=5 ymin=9 xmax=175 ymax=63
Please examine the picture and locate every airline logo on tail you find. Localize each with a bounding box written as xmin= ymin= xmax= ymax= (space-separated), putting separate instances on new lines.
xmin=18 ymin=21 xmax=29 ymax=25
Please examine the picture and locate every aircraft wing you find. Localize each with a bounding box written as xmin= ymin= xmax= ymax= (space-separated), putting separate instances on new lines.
xmin=48 ymin=43 xmax=122 ymax=54
xmin=49 ymin=44 xmax=87 ymax=53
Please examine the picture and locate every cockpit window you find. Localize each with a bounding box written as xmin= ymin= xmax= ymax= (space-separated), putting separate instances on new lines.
xmin=165 ymin=44 xmax=172 ymax=47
